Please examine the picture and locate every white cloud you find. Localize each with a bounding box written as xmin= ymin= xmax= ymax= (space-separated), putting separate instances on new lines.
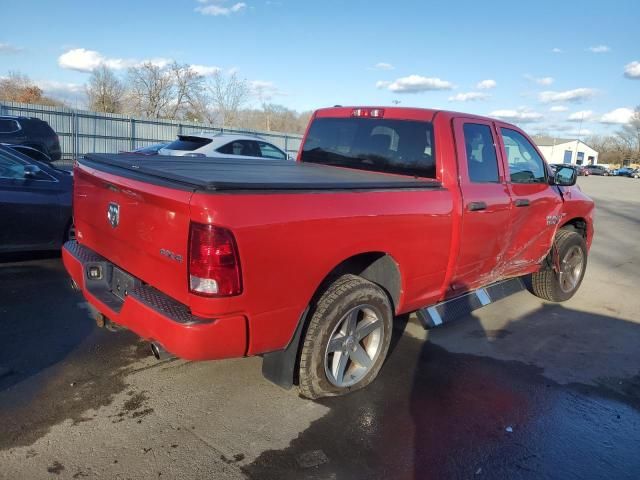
xmin=58 ymin=48 xmax=133 ymax=72
xmin=588 ymin=45 xmax=610 ymax=53
xmin=373 ymin=62 xmax=394 ymax=71
xmin=552 ymin=48 xmax=563 ymax=54
xmin=489 ymin=108 xmax=543 ymax=123
xmin=476 ymin=79 xmax=496 ymax=90
xmin=600 ymin=108 xmax=634 ymax=124
xmin=190 ymin=64 xmax=222 ymax=76
xmin=378 ymin=74 xmax=453 ymax=93
xmin=195 ymin=1 xmax=247 ymax=16
xmin=567 ymin=110 xmax=593 ymax=121
xmin=624 ymin=61 xmax=640 ymax=79
xmin=58 ymin=48 xmax=214 ymax=75
xmin=524 ymin=74 xmax=554 ymax=85
xmin=38 ymin=80 xmax=86 ymax=104
xmin=550 ymin=105 xmax=568 ymax=112
xmin=250 ymin=80 xmax=283 ymax=100
xmin=538 ymin=88 xmax=596 ymax=103
xmin=448 ymin=92 xmax=489 ymax=102
xmin=0 ymin=42 xmax=23 ymax=54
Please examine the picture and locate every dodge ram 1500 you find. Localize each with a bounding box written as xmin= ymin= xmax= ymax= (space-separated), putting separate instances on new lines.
xmin=63 ymin=107 xmax=594 ymax=398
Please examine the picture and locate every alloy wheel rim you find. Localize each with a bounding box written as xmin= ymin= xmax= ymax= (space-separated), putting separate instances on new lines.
xmin=558 ymin=245 xmax=584 ymax=293
xmin=324 ymin=305 xmax=384 ymax=388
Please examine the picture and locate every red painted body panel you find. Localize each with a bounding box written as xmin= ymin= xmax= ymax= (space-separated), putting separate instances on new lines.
xmin=66 ymin=106 xmax=595 ymax=362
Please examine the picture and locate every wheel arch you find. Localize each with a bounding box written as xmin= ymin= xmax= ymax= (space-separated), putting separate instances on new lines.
xmin=560 ymin=217 xmax=588 ymax=239
xmin=261 ymin=251 xmax=402 ymax=390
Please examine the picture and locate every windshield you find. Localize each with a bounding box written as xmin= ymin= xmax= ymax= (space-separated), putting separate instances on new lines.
xmin=301 ymin=117 xmax=436 ymax=178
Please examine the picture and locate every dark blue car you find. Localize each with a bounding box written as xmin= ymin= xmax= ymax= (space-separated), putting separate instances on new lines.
xmin=0 ymin=144 xmax=73 ymax=253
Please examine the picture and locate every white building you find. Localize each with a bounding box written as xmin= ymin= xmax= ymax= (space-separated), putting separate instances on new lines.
xmin=534 ymin=137 xmax=599 ymax=165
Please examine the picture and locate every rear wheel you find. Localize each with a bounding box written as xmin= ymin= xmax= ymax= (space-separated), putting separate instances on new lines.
xmin=298 ymin=275 xmax=393 ymax=399
xmin=529 ymin=229 xmax=587 ymax=302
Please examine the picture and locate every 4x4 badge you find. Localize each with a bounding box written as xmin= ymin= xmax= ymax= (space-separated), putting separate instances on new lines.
xmin=107 ymin=202 xmax=120 ymax=228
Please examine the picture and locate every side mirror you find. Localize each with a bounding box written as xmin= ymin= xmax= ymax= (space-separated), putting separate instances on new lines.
xmin=552 ymin=166 xmax=577 ymax=186
xmin=23 ymin=164 xmax=42 ymax=178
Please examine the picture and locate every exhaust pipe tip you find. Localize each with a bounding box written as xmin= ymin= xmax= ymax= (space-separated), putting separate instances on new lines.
xmin=150 ymin=342 xmax=173 ymax=361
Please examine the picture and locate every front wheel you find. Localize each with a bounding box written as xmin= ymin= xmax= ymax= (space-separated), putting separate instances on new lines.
xmin=529 ymin=229 xmax=587 ymax=302
xmin=298 ymin=275 xmax=393 ymax=399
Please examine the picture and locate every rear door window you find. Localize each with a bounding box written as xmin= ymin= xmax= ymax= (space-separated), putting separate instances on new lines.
xmin=258 ymin=141 xmax=286 ymax=159
xmin=0 ymin=119 xmax=20 ymax=134
xmin=501 ymin=128 xmax=547 ymax=184
xmin=217 ymin=140 xmax=262 ymax=157
xmin=462 ymin=123 xmax=499 ymax=182
xmin=165 ymin=136 xmax=212 ymax=151
xmin=301 ymin=117 xmax=436 ymax=178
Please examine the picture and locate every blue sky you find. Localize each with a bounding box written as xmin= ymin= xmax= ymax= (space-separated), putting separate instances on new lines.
xmin=1 ymin=0 xmax=638 ymax=137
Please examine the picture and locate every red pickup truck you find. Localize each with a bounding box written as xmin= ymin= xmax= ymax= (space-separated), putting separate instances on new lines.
xmin=63 ymin=107 xmax=594 ymax=399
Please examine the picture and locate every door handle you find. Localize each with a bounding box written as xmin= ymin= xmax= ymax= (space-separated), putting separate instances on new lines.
xmin=514 ymin=199 xmax=531 ymax=207
xmin=467 ymin=201 xmax=487 ymax=211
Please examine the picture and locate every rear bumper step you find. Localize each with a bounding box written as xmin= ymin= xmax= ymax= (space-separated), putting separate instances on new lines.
xmin=62 ymin=240 xmax=248 ymax=361
xmin=416 ymin=278 xmax=525 ymax=329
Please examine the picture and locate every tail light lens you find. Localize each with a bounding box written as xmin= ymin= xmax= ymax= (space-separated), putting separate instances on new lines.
xmin=188 ymin=223 xmax=242 ymax=297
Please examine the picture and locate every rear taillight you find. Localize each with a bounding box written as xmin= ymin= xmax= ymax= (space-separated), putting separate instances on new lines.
xmin=188 ymin=223 xmax=242 ymax=297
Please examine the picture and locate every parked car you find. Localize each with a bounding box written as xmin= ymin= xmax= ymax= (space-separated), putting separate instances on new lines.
xmin=122 ymin=142 xmax=170 ymax=156
xmin=633 ymin=169 xmax=640 ymax=179
xmin=614 ymin=167 xmax=637 ymax=177
xmin=158 ymin=133 xmax=289 ymax=160
xmin=64 ymin=106 xmax=593 ymax=399
xmin=0 ymin=144 xmax=73 ymax=253
xmin=584 ymin=164 xmax=610 ymax=176
xmin=576 ymin=165 xmax=590 ymax=176
xmin=0 ymin=116 xmax=61 ymax=161
xmin=550 ymin=164 xmax=589 ymax=177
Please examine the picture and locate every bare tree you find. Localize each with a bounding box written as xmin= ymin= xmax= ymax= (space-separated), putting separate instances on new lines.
xmin=618 ymin=106 xmax=640 ymax=162
xmin=0 ymin=71 xmax=62 ymax=106
xmin=167 ymin=62 xmax=204 ymax=119
xmin=126 ymin=62 xmax=174 ymax=118
xmin=86 ymin=65 xmax=124 ymax=113
xmin=206 ymin=72 xmax=249 ymax=128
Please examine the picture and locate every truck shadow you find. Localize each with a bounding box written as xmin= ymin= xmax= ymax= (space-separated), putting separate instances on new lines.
xmin=242 ymin=303 xmax=640 ymax=480
xmin=0 ymin=256 xmax=151 ymax=450
xmin=0 ymin=255 xmax=94 ymax=392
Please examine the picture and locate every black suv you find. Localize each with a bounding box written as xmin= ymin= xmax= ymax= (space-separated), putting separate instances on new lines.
xmin=0 ymin=116 xmax=61 ymax=161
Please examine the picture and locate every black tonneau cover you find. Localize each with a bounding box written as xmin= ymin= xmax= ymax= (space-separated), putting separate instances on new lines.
xmin=80 ymin=153 xmax=441 ymax=192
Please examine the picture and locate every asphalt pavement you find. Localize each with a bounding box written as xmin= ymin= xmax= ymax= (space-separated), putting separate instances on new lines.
xmin=1 ymin=176 xmax=639 ymax=479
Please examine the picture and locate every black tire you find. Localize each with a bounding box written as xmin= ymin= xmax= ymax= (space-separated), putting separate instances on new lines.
xmin=298 ymin=274 xmax=393 ymax=399
xmin=529 ymin=229 xmax=587 ymax=302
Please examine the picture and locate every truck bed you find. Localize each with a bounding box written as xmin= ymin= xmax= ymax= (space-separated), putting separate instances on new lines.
xmin=80 ymin=153 xmax=441 ymax=192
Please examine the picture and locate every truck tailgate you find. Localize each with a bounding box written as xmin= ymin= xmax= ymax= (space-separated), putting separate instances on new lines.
xmin=73 ymin=163 xmax=193 ymax=305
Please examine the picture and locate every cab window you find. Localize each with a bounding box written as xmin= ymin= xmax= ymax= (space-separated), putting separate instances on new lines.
xmin=501 ymin=128 xmax=546 ymax=184
xmin=462 ymin=123 xmax=499 ymax=182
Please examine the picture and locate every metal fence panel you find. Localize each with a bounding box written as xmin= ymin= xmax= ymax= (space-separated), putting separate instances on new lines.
xmin=0 ymin=101 xmax=303 ymax=159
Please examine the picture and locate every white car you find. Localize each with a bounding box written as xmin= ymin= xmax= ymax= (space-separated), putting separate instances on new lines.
xmin=158 ymin=133 xmax=290 ymax=160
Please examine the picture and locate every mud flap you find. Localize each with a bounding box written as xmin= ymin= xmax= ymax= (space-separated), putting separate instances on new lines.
xmin=416 ymin=278 xmax=525 ymax=329
xmin=261 ymin=308 xmax=309 ymax=389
